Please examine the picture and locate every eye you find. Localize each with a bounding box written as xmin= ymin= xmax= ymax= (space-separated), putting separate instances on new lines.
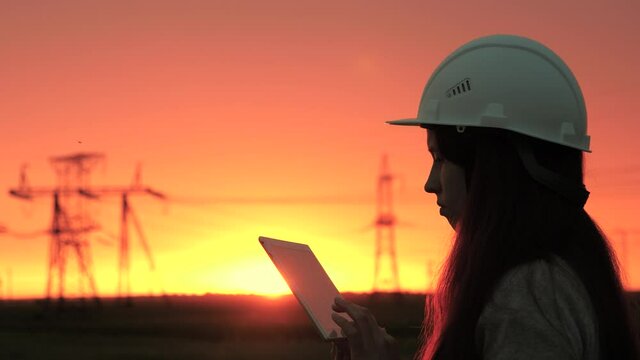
xmin=429 ymin=151 xmax=444 ymax=164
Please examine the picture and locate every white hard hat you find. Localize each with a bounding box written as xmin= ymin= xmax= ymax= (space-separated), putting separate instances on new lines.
xmin=388 ymin=34 xmax=590 ymax=152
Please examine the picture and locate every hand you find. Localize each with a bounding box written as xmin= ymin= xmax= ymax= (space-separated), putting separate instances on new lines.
xmin=330 ymin=296 xmax=400 ymax=360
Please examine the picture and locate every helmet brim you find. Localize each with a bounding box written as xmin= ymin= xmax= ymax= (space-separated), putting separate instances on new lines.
xmin=386 ymin=118 xmax=424 ymax=126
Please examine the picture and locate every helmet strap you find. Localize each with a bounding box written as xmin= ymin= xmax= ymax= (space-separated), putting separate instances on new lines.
xmin=512 ymin=138 xmax=590 ymax=208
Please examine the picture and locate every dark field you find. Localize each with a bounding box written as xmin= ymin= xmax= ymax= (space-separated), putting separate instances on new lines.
xmin=3 ymin=292 xmax=640 ymax=360
xmin=0 ymin=293 xmax=426 ymax=360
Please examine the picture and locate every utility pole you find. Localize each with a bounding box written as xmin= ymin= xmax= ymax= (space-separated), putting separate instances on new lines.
xmin=372 ymin=154 xmax=401 ymax=293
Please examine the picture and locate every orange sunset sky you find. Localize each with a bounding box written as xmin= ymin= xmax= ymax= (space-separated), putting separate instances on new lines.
xmin=1 ymin=0 xmax=639 ymax=299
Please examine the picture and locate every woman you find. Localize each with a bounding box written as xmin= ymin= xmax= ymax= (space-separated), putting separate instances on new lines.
xmin=330 ymin=34 xmax=640 ymax=359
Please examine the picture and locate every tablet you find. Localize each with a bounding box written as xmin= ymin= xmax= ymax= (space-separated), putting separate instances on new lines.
xmin=259 ymin=236 xmax=348 ymax=341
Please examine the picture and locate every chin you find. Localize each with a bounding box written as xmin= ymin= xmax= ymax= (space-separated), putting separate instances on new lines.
xmin=446 ymin=217 xmax=458 ymax=230
xmin=443 ymin=216 xmax=453 ymax=228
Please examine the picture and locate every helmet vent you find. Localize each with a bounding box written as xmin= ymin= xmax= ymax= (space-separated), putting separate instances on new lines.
xmin=447 ymin=78 xmax=472 ymax=98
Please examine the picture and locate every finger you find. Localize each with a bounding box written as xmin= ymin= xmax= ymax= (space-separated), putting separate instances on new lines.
xmin=334 ymin=297 xmax=377 ymax=325
xmin=331 ymin=312 xmax=359 ymax=338
xmin=333 ymin=304 xmax=381 ymax=358
xmin=332 ymin=311 xmax=366 ymax=357
xmin=333 ymin=297 xmax=378 ymax=346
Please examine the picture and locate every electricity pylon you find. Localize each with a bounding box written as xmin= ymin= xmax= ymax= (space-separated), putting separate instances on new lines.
xmin=5 ymin=268 xmax=12 ymax=300
xmin=372 ymin=154 xmax=401 ymax=293
xmin=10 ymin=153 xmax=104 ymax=302
xmin=9 ymin=154 xmax=164 ymax=303
xmin=613 ymin=229 xmax=640 ymax=288
xmin=73 ymin=163 xmax=165 ymax=303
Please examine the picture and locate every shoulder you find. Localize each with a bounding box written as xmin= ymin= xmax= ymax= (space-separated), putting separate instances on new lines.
xmin=475 ymin=255 xmax=599 ymax=360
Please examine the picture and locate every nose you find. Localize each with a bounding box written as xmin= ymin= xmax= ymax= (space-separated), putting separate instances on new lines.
xmin=424 ymin=166 xmax=439 ymax=194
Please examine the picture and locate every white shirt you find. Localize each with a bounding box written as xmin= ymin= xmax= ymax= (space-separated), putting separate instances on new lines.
xmin=475 ymin=255 xmax=599 ymax=360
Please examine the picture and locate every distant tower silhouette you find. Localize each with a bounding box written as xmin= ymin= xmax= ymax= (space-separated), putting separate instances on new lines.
xmin=8 ymin=153 xmax=107 ymax=302
xmin=426 ymin=260 xmax=435 ymax=293
xmin=616 ymin=230 xmax=629 ymax=284
xmin=9 ymin=153 xmax=164 ymax=304
xmin=372 ymin=154 xmax=400 ymax=293
xmin=6 ymin=268 xmax=12 ymax=300
xmin=48 ymin=153 xmax=104 ymax=302
xmin=118 ymin=192 xmax=159 ymax=303
xmin=613 ymin=229 xmax=640 ymax=288
xmin=77 ymin=163 xmax=165 ymax=303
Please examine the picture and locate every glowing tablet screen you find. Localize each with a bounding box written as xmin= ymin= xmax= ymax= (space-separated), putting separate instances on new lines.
xmin=259 ymin=236 xmax=347 ymax=341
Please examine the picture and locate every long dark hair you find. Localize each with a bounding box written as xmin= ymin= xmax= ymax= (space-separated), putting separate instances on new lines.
xmin=416 ymin=125 xmax=639 ymax=359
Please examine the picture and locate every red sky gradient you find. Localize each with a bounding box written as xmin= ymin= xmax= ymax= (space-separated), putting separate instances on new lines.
xmin=1 ymin=0 xmax=639 ymax=299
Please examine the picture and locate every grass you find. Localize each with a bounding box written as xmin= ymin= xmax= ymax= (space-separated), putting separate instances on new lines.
xmin=5 ymin=292 xmax=637 ymax=359
xmin=0 ymin=293 xmax=425 ymax=360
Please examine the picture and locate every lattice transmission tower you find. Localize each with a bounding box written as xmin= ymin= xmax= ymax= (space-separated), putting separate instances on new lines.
xmin=9 ymin=153 xmax=164 ymax=303
xmin=372 ymin=154 xmax=400 ymax=293
xmin=10 ymin=153 xmax=105 ymax=302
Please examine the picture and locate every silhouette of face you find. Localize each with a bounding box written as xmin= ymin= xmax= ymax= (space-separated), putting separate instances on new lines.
xmin=424 ymin=129 xmax=467 ymax=230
